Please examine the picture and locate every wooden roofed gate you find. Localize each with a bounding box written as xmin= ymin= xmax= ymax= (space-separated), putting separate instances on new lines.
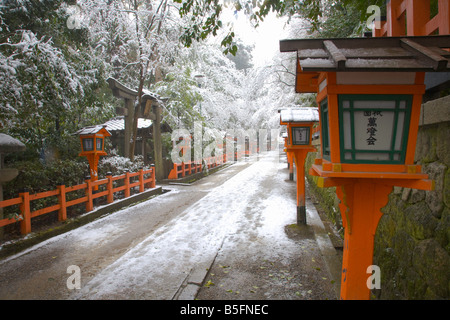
xmin=107 ymin=78 xmax=167 ymax=181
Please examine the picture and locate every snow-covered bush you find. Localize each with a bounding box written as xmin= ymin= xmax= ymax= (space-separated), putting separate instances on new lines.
xmin=98 ymin=155 xmax=146 ymax=177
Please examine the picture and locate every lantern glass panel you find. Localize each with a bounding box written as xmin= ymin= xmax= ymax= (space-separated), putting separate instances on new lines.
xmin=339 ymin=94 xmax=412 ymax=164
xmin=96 ymin=138 xmax=103 ymax=151
xmin=83 ymin=138 xmax=94 ymax=152
xmin=291 ymin=127 xmax=310 ymax=145
xmin=343 ymin=111 xmax=351 ymax=149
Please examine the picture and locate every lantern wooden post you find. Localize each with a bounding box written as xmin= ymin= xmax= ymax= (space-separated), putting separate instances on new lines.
xmin=316 ymin=172 xmax=433 ymax=299
xmin=337 ymin=182 xmax=391 ymax=300
xmin=288 ymin=152 xmax=294 ymax=180
xmin=292 ymin=148 xmax=314 ymax=224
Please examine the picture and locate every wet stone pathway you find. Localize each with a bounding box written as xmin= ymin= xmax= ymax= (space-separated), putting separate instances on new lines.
xmin=0 ymin=150 xmax=340 ymax=300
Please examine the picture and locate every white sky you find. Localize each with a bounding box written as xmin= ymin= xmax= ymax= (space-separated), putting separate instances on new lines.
xmin=221 ymin=8 xmax=290 ymax=67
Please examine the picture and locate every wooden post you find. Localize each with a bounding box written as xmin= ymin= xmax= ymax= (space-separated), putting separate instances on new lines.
xmin=57 ymin=185 xmax=67 ymax=222
xmin=406 ymin=0 xmax=430 ymax=36
xmin=287 ymin=151 xmax=294 ymax=180
xmin=107 ymin=172 xmax=113 ymax=203
xmin=124 ymin=171 xmax=130 ymax=198
xmin=19 ymin=191 xmax=31 ymax=235
xmin=336 ymin=181 xmax=392 ymax=300
xmin=438 ymin=0 xmax=450 ymax=34
xmin=387 ymin=0 xmax=406 ymax=36
xmin=293 ymin=149 xmax=309 ymax=225
xmin=86 ymin=154 xmax=100 ymax=191
xmin=124 ymin=98 xmax=134 ymax=158
xmin=85 ymin=178 xmax=93 ymax=212
xmin=139 ymin=169 xmax=144 ymax=192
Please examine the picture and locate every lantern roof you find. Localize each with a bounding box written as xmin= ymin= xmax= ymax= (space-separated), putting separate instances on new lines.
xmin=75 ymin=125 xmax=111 ymax=137
xmin=0 ymin=133 xmax=26 ymax=154
xmin=280 ymin=35 xmax=450 ymax=72
xmin=101 ymin=116 xmax=152 ymax=132
xmin=279 ymin=108 xmax=319 ymax=123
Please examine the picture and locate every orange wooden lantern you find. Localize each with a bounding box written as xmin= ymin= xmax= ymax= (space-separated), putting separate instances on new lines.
xmin=280 ymin=108 xmax=319 ymax=225
xmin=280 ymin=35 xmax=449 ymax=299
xmin=77 ymin=125 xmax=111 ymax=188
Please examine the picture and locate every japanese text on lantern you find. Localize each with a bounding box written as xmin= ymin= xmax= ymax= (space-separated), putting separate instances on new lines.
xmin=364 ymin=111 xmax=382 ymax=146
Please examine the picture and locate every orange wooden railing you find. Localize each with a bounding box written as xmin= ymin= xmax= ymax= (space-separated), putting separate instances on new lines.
xmin=167 ymin=145 xmax=264 ymax=180
xmin=0 ymin=167 xmax=156 ymax=235
xmin=168 ymin=161 xmax=203 ymax=180
xmin=374 ymin=0 xmax=450 ymax=37
xmin=168 ymin=155 xmax=227 ymax=180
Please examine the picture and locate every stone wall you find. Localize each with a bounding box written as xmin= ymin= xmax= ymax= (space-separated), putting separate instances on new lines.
xmin=305 ymin=95 xmax=450 ymax=300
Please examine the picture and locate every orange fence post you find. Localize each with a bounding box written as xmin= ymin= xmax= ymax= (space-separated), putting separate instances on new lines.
xmin=19 ymin=191 xmax=31 ymax=235
xmin=57 ymin=185 xmax=67 ymax=222
xmin=139 ymin=169 xmax=144 ymax=193
xmin=168 ymin=163 xmax=179 ymax=179
xmin=106 ymin=172 xmax=113 ymax=203
xmin=124 ymin=171 xmax=130 ymax=198
xmin=85 ymin=178 xmax=93 ymax=212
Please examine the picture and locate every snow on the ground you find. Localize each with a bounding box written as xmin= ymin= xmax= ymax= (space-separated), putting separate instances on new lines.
xmin=73 ymin=151 xmax=298 ymax=299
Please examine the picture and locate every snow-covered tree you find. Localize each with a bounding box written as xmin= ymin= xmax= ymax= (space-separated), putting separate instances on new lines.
xmin=79 ymin=0 xmax=185 ymax=160
xmin=0 ymin=1 xmax=113 ymax=157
